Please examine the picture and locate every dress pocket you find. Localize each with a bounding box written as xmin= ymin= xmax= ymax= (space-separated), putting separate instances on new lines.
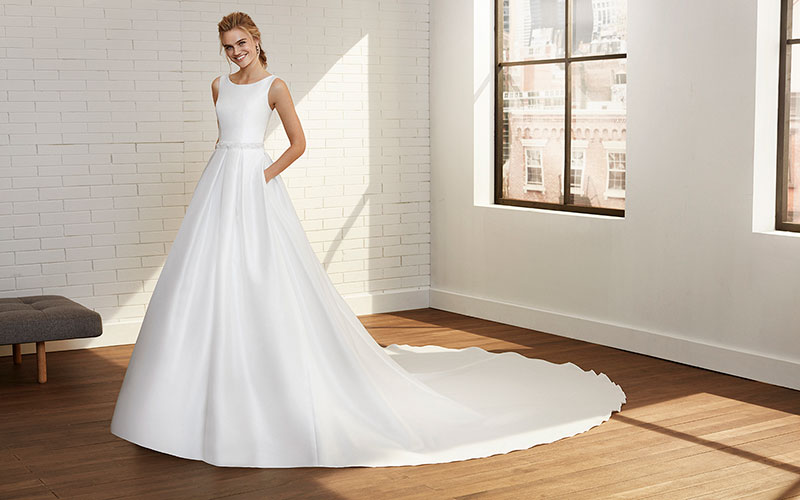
xmin=262 ymin=160 xmax=271 ymax=187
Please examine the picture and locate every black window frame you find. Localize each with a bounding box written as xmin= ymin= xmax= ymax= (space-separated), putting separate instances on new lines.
xmin=777 ymin=0 xmax=800 ymax=232
xmin=494 ymin=0 xmax=627 ymax=217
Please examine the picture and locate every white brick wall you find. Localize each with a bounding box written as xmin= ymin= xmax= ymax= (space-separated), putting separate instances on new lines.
xmin=0 ymin=0 xmax=430 ymax=351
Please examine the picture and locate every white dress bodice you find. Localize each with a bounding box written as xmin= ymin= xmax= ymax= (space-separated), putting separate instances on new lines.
xmin=215 ymin=73 xmax=278 ymax=144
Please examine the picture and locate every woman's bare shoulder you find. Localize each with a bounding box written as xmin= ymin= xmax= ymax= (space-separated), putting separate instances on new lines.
xmin=211 ymin=76 xmax=221 ymax=105
xmin=267 ymin=77 xmax=291 ymax=110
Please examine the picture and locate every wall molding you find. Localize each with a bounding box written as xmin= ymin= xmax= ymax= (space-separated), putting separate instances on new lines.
xmin=7 ymin=282 xmax=796 ymax=394
xmin=0 ymin=287 xmax=429 ymax=357
xmin=431 ymin=287 xmax=800 ymax=391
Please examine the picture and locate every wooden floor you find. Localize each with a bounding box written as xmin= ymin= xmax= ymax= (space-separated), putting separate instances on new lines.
xmin=1 ymin=308 xmax=799 ymax=500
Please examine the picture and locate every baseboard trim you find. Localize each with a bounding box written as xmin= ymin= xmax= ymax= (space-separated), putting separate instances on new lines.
xmin=0 ymin=287 xmax=430 ymax=357
xmin=0 ymin=320 xmax=143 ymax=357
xmin=6 ymin=286 xmax=795 ymax=393
xmin=430 ymin=287 xmax=800 ymax=392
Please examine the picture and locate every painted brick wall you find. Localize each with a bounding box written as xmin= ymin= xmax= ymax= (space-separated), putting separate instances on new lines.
xmin=0 ymin=0 xmax=430 ymax=351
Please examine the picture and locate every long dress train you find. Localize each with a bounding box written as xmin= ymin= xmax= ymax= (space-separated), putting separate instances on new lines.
xmin=109 ymin=72 xmax=626 ymax=468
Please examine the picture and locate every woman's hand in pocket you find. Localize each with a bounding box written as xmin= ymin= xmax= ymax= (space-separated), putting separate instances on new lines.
xmin=263 ymin=166 xmax=276 ymax=185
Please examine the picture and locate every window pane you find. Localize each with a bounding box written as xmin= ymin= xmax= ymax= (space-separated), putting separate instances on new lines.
xmin=500 ymin=63 xmax=566 ymax=203
xmin=501 ymin=0 xmax=566 ymax=62
xmin=786 ymin=45 xmax=800 ymax=223
xmin=572 ymin=0 xmax=627 ymax=57
xmin=791 ymin=0 xmax=800 ymax=40
xmin=569 ymin=58 xmax=627 ymax=209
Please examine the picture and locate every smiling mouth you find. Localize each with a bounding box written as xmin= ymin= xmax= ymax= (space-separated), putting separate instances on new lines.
xmin=234 ymin=54 xmax=247 ymax=61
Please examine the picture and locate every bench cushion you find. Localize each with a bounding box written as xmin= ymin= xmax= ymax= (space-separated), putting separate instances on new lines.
xmin=0 ymin=295 xmax=103 ymax=344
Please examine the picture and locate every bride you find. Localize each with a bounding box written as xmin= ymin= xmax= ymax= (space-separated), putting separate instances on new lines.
xmin=109 ymin=11 xmax=626 ymax=468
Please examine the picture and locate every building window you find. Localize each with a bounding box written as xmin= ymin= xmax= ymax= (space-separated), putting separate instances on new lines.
xmin=524 ymin=148 xmax=545 ymax=188
xmin=778 ymin=0 xmax=800 ymax=231
xmin=606 ymin=150 xmax=626 ymax=197
xmin=571 ymin=149 xmax=585 ymax=195
xmin=496 ymin=0 xmax=627 ymax=216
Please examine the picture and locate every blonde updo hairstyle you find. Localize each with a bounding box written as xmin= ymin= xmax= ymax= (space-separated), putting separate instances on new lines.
xmin=218 ymin=12 xmax=268 ymax=69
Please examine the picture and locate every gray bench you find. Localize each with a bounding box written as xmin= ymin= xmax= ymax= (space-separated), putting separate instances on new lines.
xmin=0 ymin=295 xmax=103 ymax=383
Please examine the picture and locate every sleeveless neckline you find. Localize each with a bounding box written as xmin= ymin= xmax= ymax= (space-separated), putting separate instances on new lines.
xmin=227 ymin=73 xmax=273 ymax=86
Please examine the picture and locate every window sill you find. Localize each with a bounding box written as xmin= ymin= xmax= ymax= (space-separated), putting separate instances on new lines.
xmin=476 ymin=201 xmax=625 ymax=220
xmin=754 ymin=229 xmax=800 ymax=239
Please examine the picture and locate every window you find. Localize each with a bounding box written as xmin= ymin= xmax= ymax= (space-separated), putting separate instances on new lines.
xmin=496 ymin=0 xmax=627 ymax=216
xmin=524 ymin=148 xmax=545 ymax=188
xmin=777 ymin=0 xmax=800 ymax=232
xmin=606 ymin=150 xmax=626 ymax=198
xmin=571 ymin=149 xmax=585 ymax=195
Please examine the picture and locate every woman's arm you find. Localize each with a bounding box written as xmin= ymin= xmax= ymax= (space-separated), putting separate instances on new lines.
xmin=264 ymin=78 xmax=306 ymax=183
xmin=211 ymin=76 xmax=221 ymax=147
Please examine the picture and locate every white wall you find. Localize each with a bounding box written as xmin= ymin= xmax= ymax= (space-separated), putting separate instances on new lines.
xmin=0 ymin=0 xmax=432 ymax=355
xmin=431 ymin=0 xmax=800 ymax=390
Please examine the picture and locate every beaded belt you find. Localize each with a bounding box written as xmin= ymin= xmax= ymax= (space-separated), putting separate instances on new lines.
xmin=215 ymin=141 xmax=264 ymax=149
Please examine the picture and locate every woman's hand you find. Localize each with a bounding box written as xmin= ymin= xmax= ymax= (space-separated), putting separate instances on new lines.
xmin=263 ymin=166 xmax=276 ymax=185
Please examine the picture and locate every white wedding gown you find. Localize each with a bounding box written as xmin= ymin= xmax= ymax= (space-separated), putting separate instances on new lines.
xmin=109 ymin=72 xmax=626 ymax=468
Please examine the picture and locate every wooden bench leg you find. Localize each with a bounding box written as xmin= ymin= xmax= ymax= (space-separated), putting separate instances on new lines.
xmin=36 ymin=341 xmax=46 ymax=384
xmin=13 ymin=344 xmax=22 ymax=365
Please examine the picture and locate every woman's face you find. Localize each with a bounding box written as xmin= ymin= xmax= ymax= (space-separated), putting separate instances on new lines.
xmin=221 ymin=27 xmax=259 ymax=68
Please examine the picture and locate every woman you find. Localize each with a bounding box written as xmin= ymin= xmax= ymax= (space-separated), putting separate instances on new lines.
xmin=110 ymin=11 xmax=626 ymax=468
